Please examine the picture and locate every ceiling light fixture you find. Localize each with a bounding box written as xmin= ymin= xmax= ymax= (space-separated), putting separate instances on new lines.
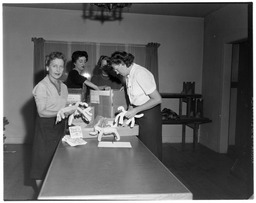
xmin=82 ymin=3 xmax=132 ymax=23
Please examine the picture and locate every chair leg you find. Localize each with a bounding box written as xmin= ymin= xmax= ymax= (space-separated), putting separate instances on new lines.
xmin=193 ymin=124 xmax=199 ymax=151
xmin=182 ymin=124 xmax=186 ymax=150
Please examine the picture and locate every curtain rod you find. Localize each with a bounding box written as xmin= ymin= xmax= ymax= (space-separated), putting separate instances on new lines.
xmin=43 ymin=39 xmax=146 ymax=48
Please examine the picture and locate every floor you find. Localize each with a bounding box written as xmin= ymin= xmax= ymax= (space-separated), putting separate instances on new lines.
xmin=3 ymin=143 xmax=254 ymax=200
xmin=162 ymin=143 xmax=253 ymax=200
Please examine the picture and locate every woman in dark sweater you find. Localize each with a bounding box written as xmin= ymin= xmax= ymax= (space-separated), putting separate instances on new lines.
xmin=65 ymin=51 xmax=100 ymax=90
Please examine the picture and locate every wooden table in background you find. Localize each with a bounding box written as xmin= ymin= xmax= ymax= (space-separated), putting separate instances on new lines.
xmin=162 ymin=116 xmax=212 ymax=150
xmin=38 ymin=136 xmax=192 ymax=200
xmin=161 ymin=93 xmax=212 ymax=150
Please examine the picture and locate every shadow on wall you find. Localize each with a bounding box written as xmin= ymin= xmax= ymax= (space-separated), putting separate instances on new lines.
xmin=12 ymin=98 xmax=38 ymax=198
xmin=22 ymin=69 xmax=47 ymax=144
xmin=21 ymin=97 xmax=36 ymax=144
xmin=34 ymin=69 xmax=45 ymax=86
xmin=62 ymin=60 xmax=73 ymax=82
xmin=66 ymin=60 xmax=73 ymax=73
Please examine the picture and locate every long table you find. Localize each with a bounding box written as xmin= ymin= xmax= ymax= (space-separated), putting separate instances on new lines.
xmin=38 ymin=136 xmax=192 ymax=200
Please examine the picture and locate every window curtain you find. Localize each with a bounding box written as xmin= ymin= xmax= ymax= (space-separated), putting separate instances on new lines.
xmin=146 ymin=42 xmax=160 ymax=89
xmin=32 ymin=39 xmax=160 ymax=88
xmin=32 ymin=37 xmax=45 ymax=86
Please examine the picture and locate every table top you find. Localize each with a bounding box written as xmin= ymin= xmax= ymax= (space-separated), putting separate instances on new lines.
xmin=38 ymin=136 xmax=192 ymax=200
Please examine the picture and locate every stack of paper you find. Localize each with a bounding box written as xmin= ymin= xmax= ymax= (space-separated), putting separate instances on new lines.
xmin=62 ymin=135 xmax=87 ymax=147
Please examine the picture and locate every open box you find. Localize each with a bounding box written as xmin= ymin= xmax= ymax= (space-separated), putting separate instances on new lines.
xmin=89 ymin=89 xmax=128 ymax=118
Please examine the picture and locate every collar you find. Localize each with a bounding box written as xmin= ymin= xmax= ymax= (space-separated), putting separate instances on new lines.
xmin=126 ymin=63 xmax=135 ymax=79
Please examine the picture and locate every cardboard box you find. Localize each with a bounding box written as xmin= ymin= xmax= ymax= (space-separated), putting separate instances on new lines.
xmin=89 ymin=90 xmax=127 ymax=118
xmin=67 ymin=87 xmax=87 ymax=105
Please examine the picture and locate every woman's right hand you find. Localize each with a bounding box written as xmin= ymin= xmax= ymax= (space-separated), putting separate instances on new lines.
xmin=125 ymin=108 xmax=138 ymax=119
xmin=99 ymin=86 xmax=111 ymax=90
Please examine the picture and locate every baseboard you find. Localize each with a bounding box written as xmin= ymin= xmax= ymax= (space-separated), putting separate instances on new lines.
xmin=162 ymin=135 xmax=193 ymax=143
xmin=4 ymin=137 xmax=30 ymax=144
xmin=162 ymin=125 xmax=193 ymax=143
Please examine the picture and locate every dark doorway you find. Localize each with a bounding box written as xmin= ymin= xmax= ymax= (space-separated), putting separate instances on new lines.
xmin=235 ymin=41 xmax=253 ymax=154
xmin=228 ymin=39 xmax=253 ymax=198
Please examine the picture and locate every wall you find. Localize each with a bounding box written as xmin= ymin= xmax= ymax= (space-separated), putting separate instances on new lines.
xmin=3 ymin=6 xmax=204 ymax=144
xmin=200 ymin=4 xmax=248 ymax=153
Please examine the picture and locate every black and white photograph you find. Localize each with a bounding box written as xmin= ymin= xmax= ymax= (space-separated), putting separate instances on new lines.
xmin=2 ymin=0 xmax=253 ymax=200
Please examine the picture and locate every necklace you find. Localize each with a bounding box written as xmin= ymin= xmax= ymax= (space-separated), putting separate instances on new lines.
xmin=48 ymin=75 xmax=61 ymax=95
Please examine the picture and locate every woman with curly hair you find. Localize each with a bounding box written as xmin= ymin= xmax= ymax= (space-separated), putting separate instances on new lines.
xmin=91 ymin=55 xmax=124 ymax=90
xmin=110 ymin=51 xmax=162 ymax=160
xmin=30 ymin=52 xmax=69 ymax=189
xmin=65 ymin=50 xmax=100 ymax=90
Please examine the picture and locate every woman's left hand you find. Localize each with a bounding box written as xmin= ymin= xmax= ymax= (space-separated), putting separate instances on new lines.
xmin=56 ymin=105 xmax=77 ymax=123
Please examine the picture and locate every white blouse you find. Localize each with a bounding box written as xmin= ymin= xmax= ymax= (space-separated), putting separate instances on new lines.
xmin=126 ymin=63 xmax=156 ymax=106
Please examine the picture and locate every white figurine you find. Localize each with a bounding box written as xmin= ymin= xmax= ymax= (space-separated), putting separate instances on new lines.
xmin=56 ymin=102 xmax=92 ymax=125
xmin=89 ymin=117 xmax=120 ymax=142
xmin=114 ymin=106 xmax=144 ymax=128
xmin=90 ymin=125 xmax=120 ymax=142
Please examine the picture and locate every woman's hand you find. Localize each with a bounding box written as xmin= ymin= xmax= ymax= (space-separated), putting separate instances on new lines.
xmin=84 ymin=80 xmax=100 ymax=90
xmin=129 ymin=90 xmax=162 ymax=115
xmin=56 ymin=105 xmax=77 ymax=123
xmin=124 ymin=108 xmax=138 ymax=119
xmin=99 ymin=86 xmax=111 ymax=90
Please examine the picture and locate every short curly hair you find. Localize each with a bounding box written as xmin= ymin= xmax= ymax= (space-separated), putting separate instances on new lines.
xmin=72 ymin=51 xmax=88 ymax=63
xmin=45 ymin=52 xmax=66 ymax=67
xmin=96 ymin=55 xmax=110 ymax=68
xmin=110 ymin=51 xmax=134 ymax=67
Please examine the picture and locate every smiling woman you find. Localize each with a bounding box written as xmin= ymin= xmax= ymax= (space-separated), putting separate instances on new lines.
xmin=46 ymin=56 xmax=65 ymax=96
xmin=30 ymin=52 xmax=69 ymax=190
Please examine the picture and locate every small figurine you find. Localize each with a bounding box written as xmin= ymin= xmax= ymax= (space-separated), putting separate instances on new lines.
xmin=114 ymin=106 xmax=144 ymax=128
xmin=89 ymin=117 xmax=120 ymax=142
xmin=56 ymin=102 xmax=93 ymax=125
xmin=90 ymin=125 xmax=120 ymax=142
